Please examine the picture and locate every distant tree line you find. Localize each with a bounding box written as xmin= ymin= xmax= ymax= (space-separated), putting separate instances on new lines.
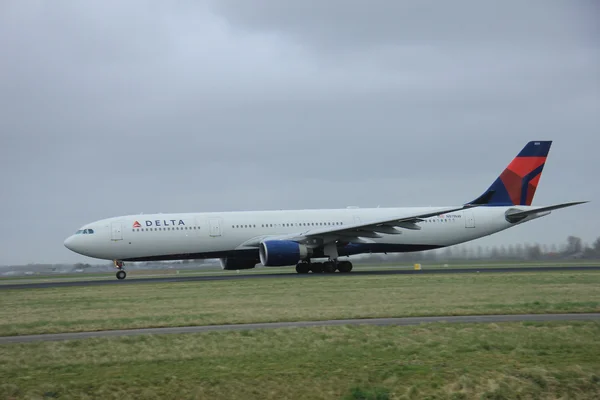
xmin=354 ymin=235 xmax=600 ymax=264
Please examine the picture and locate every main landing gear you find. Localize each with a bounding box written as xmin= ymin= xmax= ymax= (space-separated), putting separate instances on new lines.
xmin=295 ymin=260 xmax=353 ymax=274
xmin=113 ymin=260 xmax=127 ymax=280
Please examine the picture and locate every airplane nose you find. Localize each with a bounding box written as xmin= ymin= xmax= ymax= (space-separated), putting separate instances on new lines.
xmin=64 ymin=235 xmax=76 ymax=251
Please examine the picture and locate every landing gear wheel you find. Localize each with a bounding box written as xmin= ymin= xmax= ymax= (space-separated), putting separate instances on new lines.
xmin=323 ymin=261 xmax=337 ymax=273
xmin=310 ymin=263 xmax=323 ymax=273
xmin=338 ymin=261 xmax=353 ymax=273
xmin=296 ymin=263 xmax=310 ymax=274
xmin=116 ymin=270 xmax=127 ymax=280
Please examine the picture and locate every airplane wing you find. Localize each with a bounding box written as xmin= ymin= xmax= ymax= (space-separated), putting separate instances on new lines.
xmin=237 ymin=205 xmax=477 ymax=249
xmin=302 ymin=205 xmax=474 ymax=241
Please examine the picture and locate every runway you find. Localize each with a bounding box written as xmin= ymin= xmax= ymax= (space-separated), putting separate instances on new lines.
xmin=2 ymin=266 xmax=600 ymax=290
xmin=1 ymin=312 xmax=598 ymax=344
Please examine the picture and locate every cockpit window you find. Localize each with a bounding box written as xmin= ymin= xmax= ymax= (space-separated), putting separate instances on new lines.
xmin=75 ymin=229 xmax=95 ymax=234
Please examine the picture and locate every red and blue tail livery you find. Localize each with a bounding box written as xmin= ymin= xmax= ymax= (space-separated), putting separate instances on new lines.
xmin=469 ymin=141 xmax=552 ymax=206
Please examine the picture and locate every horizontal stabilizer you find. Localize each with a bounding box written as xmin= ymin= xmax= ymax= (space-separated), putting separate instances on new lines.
xmin=505 ymin=201 xmax=588 ymax=223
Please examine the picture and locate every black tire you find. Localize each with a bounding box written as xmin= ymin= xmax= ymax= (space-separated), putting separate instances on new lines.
xmin=310 ymin=263 xmax=323 ymax=273
xmin=116 ymin=270 xmax=127 ymax=280
xmin=323 ymin=261 xmax=336 ymax=273
xmin=296 ymin=263 xmax=310 ymax=274
xmin=338 ymin=261 xmax=353 ymax=273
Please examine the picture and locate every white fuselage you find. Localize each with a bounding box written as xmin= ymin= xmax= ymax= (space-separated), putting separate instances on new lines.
xmin=63 ymin=205 xmax=539 ymax=264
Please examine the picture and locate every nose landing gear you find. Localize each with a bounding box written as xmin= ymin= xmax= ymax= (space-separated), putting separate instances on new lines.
xmin=113 ymin=260 xmax=127 ymax=280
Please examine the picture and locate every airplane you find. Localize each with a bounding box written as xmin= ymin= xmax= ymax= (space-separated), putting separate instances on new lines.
xmin=64 ymin=141 xmax=587 ymax=280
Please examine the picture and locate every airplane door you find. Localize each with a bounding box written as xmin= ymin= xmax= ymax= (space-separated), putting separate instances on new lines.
xmin=208 ymin=218 xmax=222 ymax=237
xmin=464 ymin=211 xmax=475 ymax=228
xmin=111 ymin=222 xmax=123 ymax=241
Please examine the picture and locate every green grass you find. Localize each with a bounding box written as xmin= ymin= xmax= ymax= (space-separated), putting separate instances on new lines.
xmin=1 ymin=321 xmax=599 ymax=399
xmin=1 ymin=271 xmax=599 ymax=337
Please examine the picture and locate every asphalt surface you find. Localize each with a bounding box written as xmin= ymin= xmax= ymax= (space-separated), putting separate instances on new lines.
xmin=1 ymin=266 xmax=599 ymax=290
xmin=1 ymin=313 xmax=598 ymax=344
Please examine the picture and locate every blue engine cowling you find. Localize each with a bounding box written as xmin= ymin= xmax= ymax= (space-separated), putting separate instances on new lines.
xmin=259 ymin=240 xmax=311 ymax=266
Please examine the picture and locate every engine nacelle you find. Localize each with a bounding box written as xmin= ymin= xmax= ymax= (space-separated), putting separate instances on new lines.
xmin=259 ymin=240 xmax=311 ymax=267
xmin=219 ymin=257 xmax=258 ymax=270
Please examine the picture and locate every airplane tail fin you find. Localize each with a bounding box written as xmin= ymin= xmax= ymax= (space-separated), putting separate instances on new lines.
xmin=468 ymin=141 xmax=552 ymax=206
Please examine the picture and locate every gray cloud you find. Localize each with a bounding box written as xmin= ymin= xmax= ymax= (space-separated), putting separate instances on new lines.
xmin=209 ymin=0 xmax=599 ymax=50
xmin=0 ymin=0 xmax=598 ymax=265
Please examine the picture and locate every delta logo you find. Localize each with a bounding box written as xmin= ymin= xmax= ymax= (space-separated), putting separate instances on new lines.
xmin=133 ymin=219 xmax=186 ymax=227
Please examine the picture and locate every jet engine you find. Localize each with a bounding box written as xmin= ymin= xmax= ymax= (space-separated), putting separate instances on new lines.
xmin=259 ymin=240 xmax=312 ymax=266
xmin=219 ymin=256 xmax=258 ymax=270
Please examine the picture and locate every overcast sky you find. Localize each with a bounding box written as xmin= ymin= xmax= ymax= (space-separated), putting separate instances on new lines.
xmin=1 ymin=0 xmax=598 ymax=265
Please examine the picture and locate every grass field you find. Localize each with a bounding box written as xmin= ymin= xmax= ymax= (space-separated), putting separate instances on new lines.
xmin=1 ymin=321 xmax=599 ymax=399
xmin=1 ymin=271 xmax=599 ymax=337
